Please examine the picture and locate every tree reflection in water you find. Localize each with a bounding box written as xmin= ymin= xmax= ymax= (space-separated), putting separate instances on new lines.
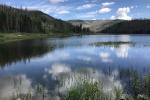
xmin=0 ymin=39 xmax=52 ymax=67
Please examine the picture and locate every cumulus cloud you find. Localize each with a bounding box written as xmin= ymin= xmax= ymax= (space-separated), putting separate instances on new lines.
xmin=77 ymin=4 xmax=96 ymax=10
xmin=99 ymin=7 xmax=111 ymax=13
xmin=49 ymin=0 xmax=66 ymax=4
xmin=111 ymin=7 xmax=132 ymax=20
xmin=102 ymin=2 xmax=115 ymax=6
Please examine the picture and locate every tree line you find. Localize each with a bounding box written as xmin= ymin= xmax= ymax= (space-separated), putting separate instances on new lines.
xmin=101 ymin=19 xmax=150 ymax=34
xmin=0 ymin=5 xmax=90 ymax=34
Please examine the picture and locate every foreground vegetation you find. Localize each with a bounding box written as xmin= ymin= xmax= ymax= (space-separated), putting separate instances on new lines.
xmin=2 ymin=75 xmax=149 ymax=100
xmin=65 ymin=70 xmax=150 ymax=100
xmin=0 ymin=68 xmax=149 ymax=100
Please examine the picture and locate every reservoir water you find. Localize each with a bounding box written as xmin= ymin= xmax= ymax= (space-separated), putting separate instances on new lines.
xmin=0 ymin=35 xmax=150 ymax=99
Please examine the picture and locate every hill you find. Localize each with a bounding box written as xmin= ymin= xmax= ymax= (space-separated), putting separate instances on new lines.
xmin=101 ymin=20 xmax=150 ymax=34
xmin=1 ymin=5 xmax=150 ymax=35
xmin=69 ymin=19 xmax=150 ymax=34
xmin=0 ymin=5 xmax=88 ymax=34
xmin=69 ymin=20 xmax=123 ymax=33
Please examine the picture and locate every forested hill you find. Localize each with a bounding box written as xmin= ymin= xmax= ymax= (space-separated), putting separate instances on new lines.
xmin=100 ymin=20 xmax=150 ymax=34
xmin=69 ymin=19 xmax=150 ymax=34
xmin=0 ymin=5 xmax=89 ymax=34
xmin=1 ymin=5 xmax=150 ymax=34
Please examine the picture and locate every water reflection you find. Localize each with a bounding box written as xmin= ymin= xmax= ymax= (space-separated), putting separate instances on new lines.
xmin=115 ymin=44 xmax=130 ymax=58
xmin=0 ymin=39 xmax=51 ymax=67
xmin=46 ymin=64 xmax=123 ymax=100
xmin=2 ymin=65 xmax=148 ymax=100
xmin=0 ymin=74 xmax=34 ymax=100
xmin=0 ymin=35 xmax=150 ymax=99
xmin=0 ymin=66 xmax=124 ymax=100
xmin=99 ymin=52 xmax=112 ymax=62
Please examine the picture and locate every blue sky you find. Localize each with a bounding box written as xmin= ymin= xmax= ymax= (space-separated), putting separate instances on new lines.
xmin=0 ymin=0 xmax=150 ymax=20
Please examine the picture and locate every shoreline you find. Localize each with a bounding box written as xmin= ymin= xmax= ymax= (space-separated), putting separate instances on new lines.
xmin=0 ymin=33 xmax=82 ymax=44
xmin=0 ymin=33 xmax=150 ymax=44
xmin=0 ymin=33 xmax=50 ymax=44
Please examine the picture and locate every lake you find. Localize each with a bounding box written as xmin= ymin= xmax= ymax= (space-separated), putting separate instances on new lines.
xmin=0 ymin=35 xmax=150 ymax=99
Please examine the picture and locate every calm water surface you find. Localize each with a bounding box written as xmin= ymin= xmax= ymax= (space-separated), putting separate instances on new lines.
xmin=0 ymin=35 xmax=150 ymax=99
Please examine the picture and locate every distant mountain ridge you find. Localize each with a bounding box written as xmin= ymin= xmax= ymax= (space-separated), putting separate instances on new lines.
xmin=68 ymin=20 xmax=123 ymax=33
xmin=69 ymin=19 xmax=150 ymax=34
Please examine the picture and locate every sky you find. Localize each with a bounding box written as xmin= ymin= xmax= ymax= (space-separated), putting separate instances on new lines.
xmin=0 ymin=0 xmax=150 ymax=20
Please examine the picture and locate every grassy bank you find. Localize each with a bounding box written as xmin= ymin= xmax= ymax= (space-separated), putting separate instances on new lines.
xmin=0 ymin=33 xmax=50 ymax=44
xmin=0 ymin=32 xmax=84 ymax=44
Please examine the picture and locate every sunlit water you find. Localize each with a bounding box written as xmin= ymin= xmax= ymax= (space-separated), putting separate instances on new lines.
xmin=0 ymin=35 xmax=150 ymax=99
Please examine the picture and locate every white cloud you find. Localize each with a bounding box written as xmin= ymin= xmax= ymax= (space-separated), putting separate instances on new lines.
xmin=98 ymin=2 xmax=114 ymax=14
xmin=146 ymin=5 xmax=150 ymax=8
xmin=25 ymin=5 xmax=70 ymax=15
xmin=111 ymin=7 xmax=132 ymax=20
xmin=57 ymin=10 xmax=70 ymax=14
xmin=85 ymin=11 xmax=97 ymax=17
xmin=51 ymin=6 xmax=70 ymax=15
xmin=77 ymin=4 xmax=95 ymax=10
xmin=130 ymin=5 xmax=138 ymax=9
xmin=130 ymin=6 xmax=134 ymax=9
xmin=102 ymin=2 xmax=115 ymax=6
xmin=99 ymin=7 xmax=111 ymax=13
xmin=49 ymin=0 xmax=66 ymax=4
xmin=76 ymin=11 xmax=97 ymax=19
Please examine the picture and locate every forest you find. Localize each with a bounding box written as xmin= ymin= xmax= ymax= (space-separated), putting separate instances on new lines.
xmin=0 ymin=5 xmax=89 ymax=34
xmin=1 ymin=5 xmax=150 ymax=35
xmin=100 ymin=19 xmax=150 ymax=34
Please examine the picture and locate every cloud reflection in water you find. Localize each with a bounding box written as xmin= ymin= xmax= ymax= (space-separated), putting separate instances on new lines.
xmin=99 ymin=52 xmax=112 ymax=63
xmin=46 ymin=63 xmax=123 ymax=100
xmin=0 ymin=75 xmax=34 ymax=99
xmin=116 ymin=44 xmax=130 ymax=58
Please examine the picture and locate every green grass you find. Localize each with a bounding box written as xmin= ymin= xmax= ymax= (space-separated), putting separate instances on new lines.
xmin=0 ymin=33 xmax=50 ymax=44
xmin=65 ymin=81 xmax=103 ymax=100
xmin=0 ymin=32 xmax=80 ymax=44
xmin=90 ymin=41 xmax=132 ymax=47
